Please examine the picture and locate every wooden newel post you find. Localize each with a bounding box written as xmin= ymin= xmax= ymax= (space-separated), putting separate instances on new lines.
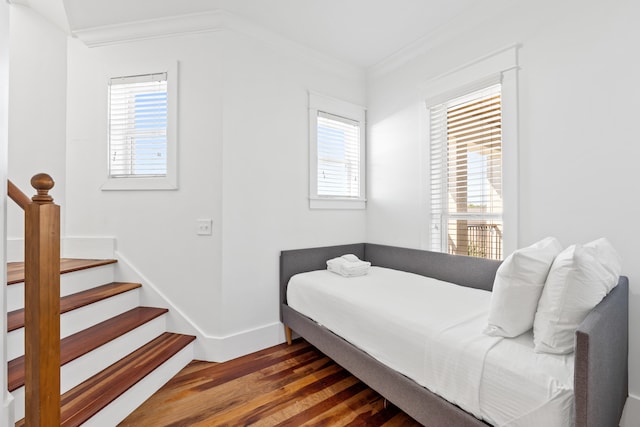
xmin=24 ymin=173 xmax=61 ymax=426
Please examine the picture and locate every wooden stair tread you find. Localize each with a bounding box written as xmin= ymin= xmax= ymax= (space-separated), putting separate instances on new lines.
xmin=7 ymin=258 xmax=117 ymax=285
xmin=8 ymin=306 xmax=168 ymax=392
xmin=15 ymin=332 xmax=195 ymax=427
xmin=7 ymin=282 xmax=142 ymax=332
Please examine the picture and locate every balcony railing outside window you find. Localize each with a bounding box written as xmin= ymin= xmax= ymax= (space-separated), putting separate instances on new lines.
xmin=447 ymin=221 xmax=502 ymax=260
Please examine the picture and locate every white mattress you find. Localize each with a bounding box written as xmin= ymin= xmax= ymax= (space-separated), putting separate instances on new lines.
xmin=287 ymin=267 xmax=574 ymax=427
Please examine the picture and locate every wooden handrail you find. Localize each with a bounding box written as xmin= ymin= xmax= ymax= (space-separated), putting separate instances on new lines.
xmin=8 ymin=174 xmax=61 ymax=426
xmin=8 ymin=179 xmax=31 ymax=210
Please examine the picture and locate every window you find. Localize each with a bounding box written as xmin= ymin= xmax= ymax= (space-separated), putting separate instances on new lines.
xmin=102 ymin=63 xmax=177 ymax=190
xmin=430 ymin=84 xmax=505 ymax=260
xmin=424 ymin=45 xmax=519 ymax=260
xmin=109 ymin=73 xmax=167 ymax=177
xmin=309 ymin=92 xmax=366 ymax=209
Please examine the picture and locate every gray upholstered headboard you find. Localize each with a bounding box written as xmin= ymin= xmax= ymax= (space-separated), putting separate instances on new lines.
xmin=280 ymin=243 xmax=365 ymax=309
xmin=280 ymin=243 xmax=502 ymax=320
xmin=364 ymin=243 xmax=501 ymax=292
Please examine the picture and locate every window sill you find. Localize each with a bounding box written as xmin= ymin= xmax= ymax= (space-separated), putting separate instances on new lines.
xmin=309 ymin=197 xmax=366 ymax=210
xmin=101 ymin=176 xmax=178 ymax=191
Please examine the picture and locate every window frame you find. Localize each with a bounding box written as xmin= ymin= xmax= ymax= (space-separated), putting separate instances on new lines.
xmin=429 ymin=83 xmax=504 ymax=260
xmin=102 ymin=61 xmax=178 ymax=191
xmin=422 ymin=46 xmax=519 ymax=257
xmin=308 ymin=91 xmax=366 ymax=209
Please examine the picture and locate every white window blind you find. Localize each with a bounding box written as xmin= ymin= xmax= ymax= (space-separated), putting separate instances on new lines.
xmin=317 ymin=111 xmax=361 ymax=198
xmin=430 ymin=84 xmax=503 ymax=260
xmin=108 ymin=72 xmax=168 ymax=178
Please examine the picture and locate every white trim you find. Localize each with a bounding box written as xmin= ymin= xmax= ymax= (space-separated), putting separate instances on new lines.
xmin=101 ymin=61 xmax=179 ymax=191
xmin=368 ymin=2 xmax=514 ymax=78
xmin=500 ymin=66 xmax=519 ymax=255
xmin=308 ymin=91 xmax=367 ymax=210
xmin=308 ymin=90 xmax=366 ymax=114
xmin=620 ymin=395 xmax=640 ymax=427
xmin=309 ymin=197 xmax=366 ymax=210
xmin=1 ymin=395 xmax=14 ymax=427
xmin=71 ymin=10 xmax=226 ymax=47
xmin=101 ymin=175 xmax=178 ymax=191
xmin=423 ymin=45 xmax=520 ymax=257
xmin=421 ymin=44 xmax=519 ymax=104
xmin=203 ymin=322 xmax=285 ymax=363
xmin=71 ymin=10 xmax=362 ymax=81
xmin=114 ymin=250 xmax=285 ymax=362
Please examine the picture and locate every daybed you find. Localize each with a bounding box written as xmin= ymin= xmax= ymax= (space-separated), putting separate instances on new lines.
xmin=279 ymin=243 xmax=628 ymax=427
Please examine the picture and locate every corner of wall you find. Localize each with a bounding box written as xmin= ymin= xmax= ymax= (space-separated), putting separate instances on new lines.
xmin=114 ymin=250 xmax=286 ymax=363
xmin=620 ymin=395 xmax=640 ymax=427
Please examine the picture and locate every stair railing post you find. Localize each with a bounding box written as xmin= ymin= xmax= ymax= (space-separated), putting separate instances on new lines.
xmin=24 ymin=173 xmax=60 ymax=426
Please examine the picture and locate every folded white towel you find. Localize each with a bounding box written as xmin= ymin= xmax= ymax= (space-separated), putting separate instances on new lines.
xmin=341 ymin=254 xmax=361 ymax=263
xmin=326 ymin=254 xmax=371 ymax=277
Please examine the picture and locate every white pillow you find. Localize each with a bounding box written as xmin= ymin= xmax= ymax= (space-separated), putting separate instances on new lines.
xmin=484 ymin=237 xmax=563 ymax=338
xmin=584 ymin=237 xmax=622 ymax=290
xmin=533 ymin=239 xmax=621 ymax=354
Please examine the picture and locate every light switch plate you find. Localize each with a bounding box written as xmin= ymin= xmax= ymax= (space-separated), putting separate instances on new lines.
xmin=196 ymin=218 xmax=212 ymax=236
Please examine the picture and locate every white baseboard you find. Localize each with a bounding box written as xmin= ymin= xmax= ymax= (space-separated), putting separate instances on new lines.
xmin=620 ymin=395 xmax=640 ymax=426
xmin=1 ymin=395 xmax=14 ymax=427
xmin=7 ymin=236 xmax=115 ymax=261
xmin=114 ymin=250 xmax=286 ymax=362
xmin=198 ymin=321 xmax=285 ymax=363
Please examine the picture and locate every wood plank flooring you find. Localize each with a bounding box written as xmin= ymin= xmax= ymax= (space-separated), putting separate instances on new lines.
xmin=120 ymin=339 xmax=422 ymax=426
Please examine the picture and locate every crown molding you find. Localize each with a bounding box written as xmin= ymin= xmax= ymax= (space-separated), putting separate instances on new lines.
xmin=71 ymin=10 xmax=226 ymax=47
xmin=71 ymin=9 xmax=363 ymax=80
xmin=368 ymin=1 xmax=511 ymax=80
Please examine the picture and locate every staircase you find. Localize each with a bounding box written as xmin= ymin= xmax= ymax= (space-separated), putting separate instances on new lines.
xmin=6 ymin=258 xmax=196 ymax=426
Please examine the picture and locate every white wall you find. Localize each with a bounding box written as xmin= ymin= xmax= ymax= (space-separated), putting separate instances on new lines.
xmin=218 ymin=30 xmax=367 ymax=337
xmin=65 ymin=25 xmax=367 ymax=359
xmin=367 ymin=0 xmax=640 ymax=416
xmin=7 ymin=5 xmax=67 ymax=242
xmin=66 ymin=32 xmax=226 ymax=343
xmin=3 ymin=5 xmax=67 ymax=423
xmin=1 ymin=1 xmax=11 ymax=424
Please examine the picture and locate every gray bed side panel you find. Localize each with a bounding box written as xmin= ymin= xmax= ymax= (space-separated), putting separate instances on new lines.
xmin=364 ymin=243 xmax=501 ymax=291
xmin=283 ymin=305 xmax=489 ymax=427
xmin=575 ymin=277 xmax=628 ymax=427
xmin=279 ymin=243 xmax=365 ymax=319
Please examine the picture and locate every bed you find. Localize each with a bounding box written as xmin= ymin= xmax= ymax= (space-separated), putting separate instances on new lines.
xmin=279 ymin=243 xmax=628 ymax=427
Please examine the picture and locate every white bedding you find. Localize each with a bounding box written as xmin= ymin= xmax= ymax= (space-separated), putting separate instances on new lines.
xmin=287 ymin=267 xmax=574 ymax=427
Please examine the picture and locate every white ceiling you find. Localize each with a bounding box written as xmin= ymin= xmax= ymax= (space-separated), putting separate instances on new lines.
xmin=47 ymin=0 xmax=492 ymax=68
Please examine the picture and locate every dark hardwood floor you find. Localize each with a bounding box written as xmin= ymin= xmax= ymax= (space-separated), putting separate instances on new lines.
xmin=120 ymin=339 xmax=422 ymax=426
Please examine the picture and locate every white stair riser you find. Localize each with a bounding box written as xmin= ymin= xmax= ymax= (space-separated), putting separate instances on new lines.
xmin=83 ymin=343 xmax=194 ymax=427
xmin=6 ymin=289 xmax=140 ymax=361
xmin=11 ymin=314 xmax=167 ymax=421
xmin=7 ymin=264 xmax=116 ymax=312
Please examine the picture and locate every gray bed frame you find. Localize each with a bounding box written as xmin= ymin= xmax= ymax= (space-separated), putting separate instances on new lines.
xmin=280 ymin=243 xmax=628 ymax=427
